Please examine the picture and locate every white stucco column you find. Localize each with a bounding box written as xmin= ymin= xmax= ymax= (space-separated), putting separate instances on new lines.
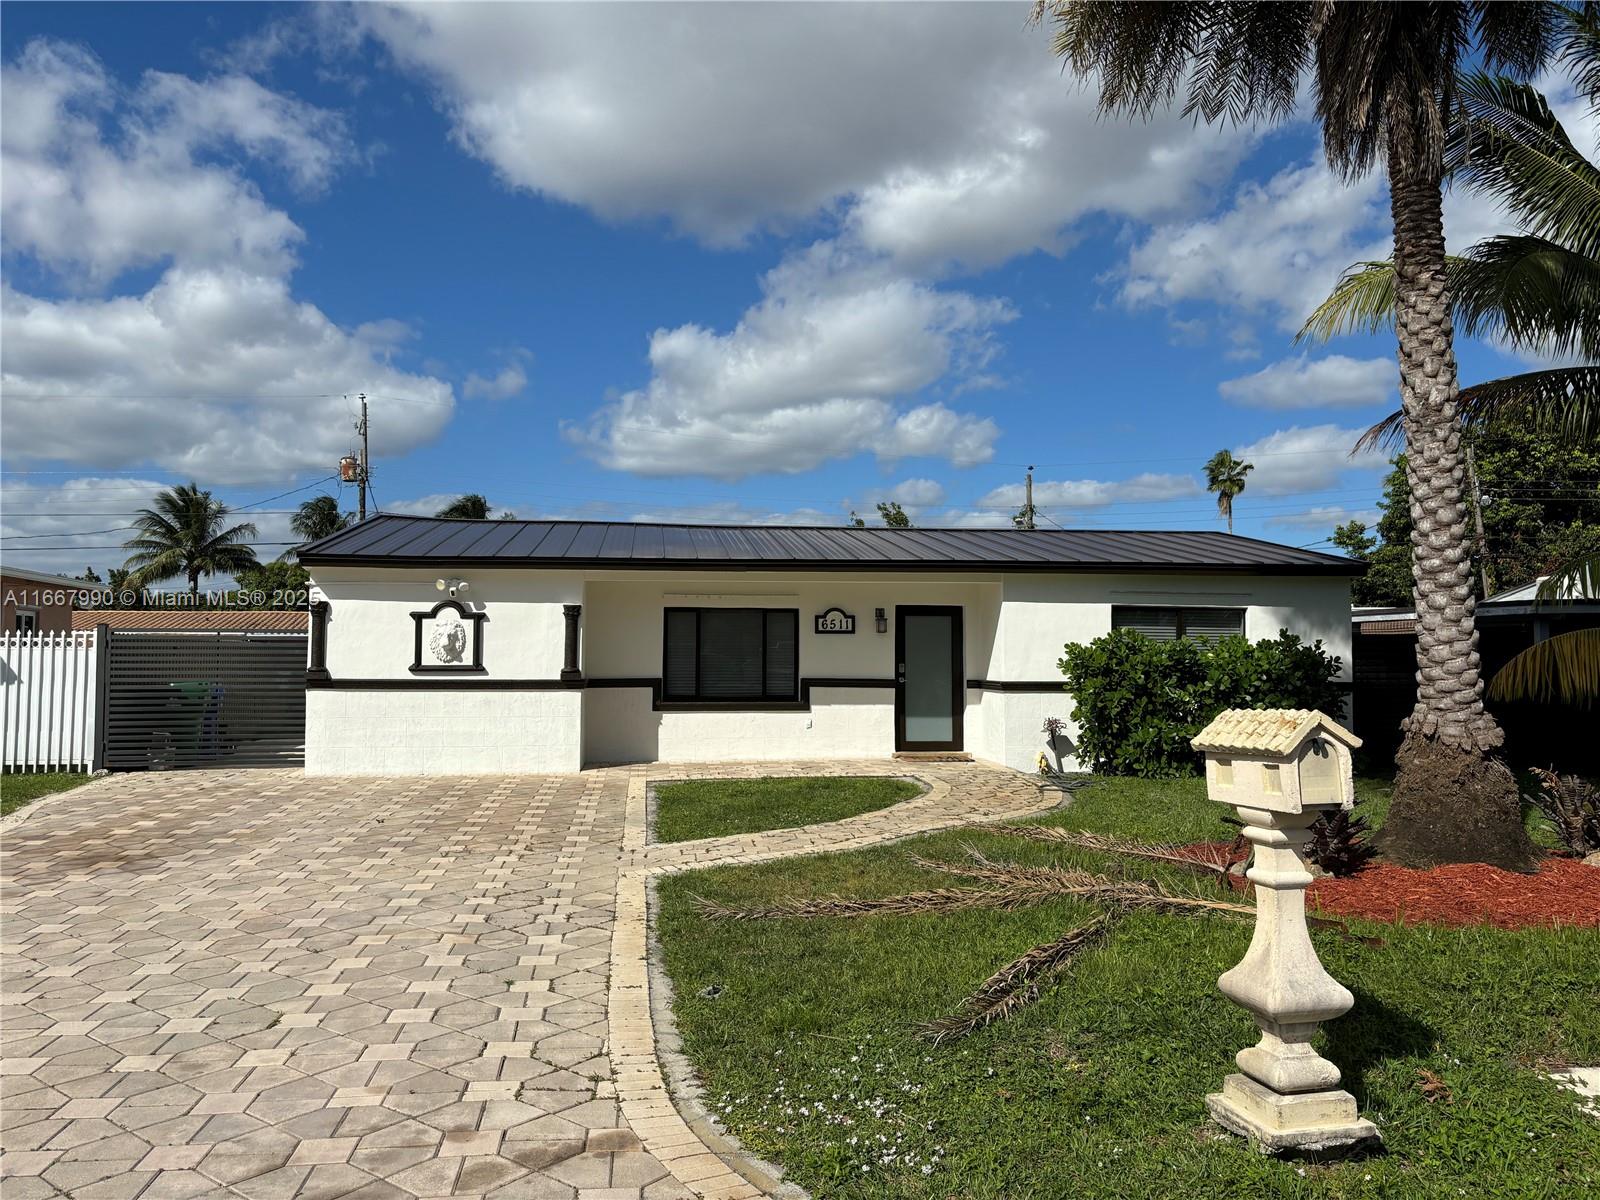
xmin=1206 ymin=802 xmax=1379 ymax=1152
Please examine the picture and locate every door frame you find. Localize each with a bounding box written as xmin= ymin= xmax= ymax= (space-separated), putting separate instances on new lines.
xmin=894 ymin=605 xmax=964 ymax=752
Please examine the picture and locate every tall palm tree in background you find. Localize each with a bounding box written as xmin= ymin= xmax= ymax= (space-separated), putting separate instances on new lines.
xmin=1046 ymin=1 xmax=1567 ymax=870
xmin=291 ymin=494 xmax=354 ymax=545
xmin=123 ymin=484 xmax=259 ymax=601
xmin=1203 ymin=450 xmax=1253 ymax=534
xmin=435 ymin=494 xmax=493 ymax=520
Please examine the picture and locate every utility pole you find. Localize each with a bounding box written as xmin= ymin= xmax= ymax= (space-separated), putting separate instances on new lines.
xmin=358 ymin=393 xmax=370 ymax=522
xmin=1023 ymin=465 xmax=1036 ymax=530
xmin=1465 ymin=442 xmax=1493 ymax=597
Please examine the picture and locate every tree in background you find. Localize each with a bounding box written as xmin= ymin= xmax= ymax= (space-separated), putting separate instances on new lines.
xmin=291 ymin=494 xmax=353 ymax=544
xmin=1203 ymin=450 xmax=1253 ymax=534
xmin=877 ymin=501 xmax=912 ymax=528
xmin=434 ymin=494 xmax=507 ymax=520
xmin=234 ymin=560 xmax=310 ymax=608
xmin=81 ymin=566 xmax=101 ymax=582
xmin=435 ymin=494 xmax=491 ymax=519
xmin=1046 ymin=0 xmax=1567 ymax=870
xmin=122 ymin=484 xmax=259 ymax=601
xmin=1332 ymin=457 xmax=1415 ymax=607
xmin=1335 ymin=433 xmax=1600 ymax=609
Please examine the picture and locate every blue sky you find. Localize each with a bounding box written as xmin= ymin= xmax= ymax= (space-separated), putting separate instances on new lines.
xmin=4 ymin=2 xmax=1589 ymax=578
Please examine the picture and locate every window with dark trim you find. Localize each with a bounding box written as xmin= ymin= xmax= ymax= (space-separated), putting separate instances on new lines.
xmin=1112 ymin=605 xmax=1245 ymax=644
xmin=663 ymin=608 xmax=799 ymax=701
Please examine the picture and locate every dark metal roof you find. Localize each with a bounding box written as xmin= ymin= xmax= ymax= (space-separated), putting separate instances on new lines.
xmin=298 ymin=515 xmax=1363 ymax=576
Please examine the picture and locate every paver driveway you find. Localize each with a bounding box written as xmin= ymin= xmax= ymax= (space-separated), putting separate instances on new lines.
xmin=1 ymin=762 xmax=1055 ymax=1199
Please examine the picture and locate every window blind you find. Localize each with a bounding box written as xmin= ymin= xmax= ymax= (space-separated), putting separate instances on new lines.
xmin=1112 ymin=605 xmax=1244 ymax=644
xmin=662 ymin=608 xmax=799 ymax=701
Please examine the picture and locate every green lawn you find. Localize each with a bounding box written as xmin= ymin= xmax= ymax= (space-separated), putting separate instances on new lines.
xmin=657 ymin=775 xmax=1600 ymax=1198
xmin=1 ymin=772 xmax=89 ymax=817
xmin=653 ymin=776 xmax=922 ymax=843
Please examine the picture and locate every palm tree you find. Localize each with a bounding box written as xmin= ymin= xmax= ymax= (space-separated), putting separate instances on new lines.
xmin=435 ymin=494 xmax=492 ymax=520
xmin=1045 ymin=3 xmax=1565 ymax=869
xmin=1299 ymin=32 xmax=1600 ymax=709
xmin=123 ymin=484 xmax=259 ymax=601
xmin=1204 ymin=450 xmax=1253 ymax=534
xmin=291 ymin=494 xmax=353 ymax=545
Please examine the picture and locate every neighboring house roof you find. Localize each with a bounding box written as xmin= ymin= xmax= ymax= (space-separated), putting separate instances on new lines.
xmin=71 ymin=610 xmax=308 ymax=633
xmin=1192 ymin=708 xmax=1362 ymax=756
xmin=0 ymin=565 xmax=94 ymax=588
xmin=1351 ymin=575 xmax=1600 ymax=636
xmin=1482 ymin=574 xmax=1596 ymax=605
xmin=298 ymin=515 xmax=1363 ymax=575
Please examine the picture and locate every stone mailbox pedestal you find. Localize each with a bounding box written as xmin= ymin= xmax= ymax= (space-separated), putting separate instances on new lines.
xmin=1191 ymin=709 xmax=1379 ymax=1153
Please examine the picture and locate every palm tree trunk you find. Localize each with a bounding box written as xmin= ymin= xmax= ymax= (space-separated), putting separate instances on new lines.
xmin=1382 ymin=149 xmax=1533 ymax=871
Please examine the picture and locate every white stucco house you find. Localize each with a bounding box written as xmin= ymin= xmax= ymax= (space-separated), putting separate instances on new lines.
xmin=297 ymin=516 xmax=1360 ymax=776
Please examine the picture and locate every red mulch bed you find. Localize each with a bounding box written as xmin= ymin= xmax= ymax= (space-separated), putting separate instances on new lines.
xmin=1309 ymin=857 xmax=1600 ymax=930
xmin=1176 ymin=842 xmax=1600 ymax=930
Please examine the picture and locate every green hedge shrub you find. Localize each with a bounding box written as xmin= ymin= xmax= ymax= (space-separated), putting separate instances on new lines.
xmin=1057 ymin=629 xmax=1346 ymax=777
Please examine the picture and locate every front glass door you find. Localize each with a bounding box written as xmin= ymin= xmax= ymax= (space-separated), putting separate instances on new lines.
xmin=896 ymin=607 xmax=962 ymax=751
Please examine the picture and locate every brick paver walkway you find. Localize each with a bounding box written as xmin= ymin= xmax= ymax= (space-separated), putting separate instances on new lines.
xmin=1 ymin=761 xmax=1051 ymax=1199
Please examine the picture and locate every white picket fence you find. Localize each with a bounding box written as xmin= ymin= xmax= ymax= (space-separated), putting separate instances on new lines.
xmin=2 ymin=630 xmax=99 ymax=772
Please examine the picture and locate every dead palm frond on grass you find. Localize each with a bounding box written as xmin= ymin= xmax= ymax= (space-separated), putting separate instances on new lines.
xmin=920 ymin=914 xmax=1116 ymax=1045
xmin=978 ymin=824 xmax=1247 ymax=885
xmin=696 ymin=837 xmax=1269 ymax=1042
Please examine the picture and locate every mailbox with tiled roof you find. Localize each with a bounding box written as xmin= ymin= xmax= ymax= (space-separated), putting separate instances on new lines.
xmin=1192 ymin=709 xmax=1361 ymax=814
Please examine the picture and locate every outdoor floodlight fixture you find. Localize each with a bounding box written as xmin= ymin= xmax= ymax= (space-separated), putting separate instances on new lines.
xmin=435 ymin=578 xmax=470 ymax=599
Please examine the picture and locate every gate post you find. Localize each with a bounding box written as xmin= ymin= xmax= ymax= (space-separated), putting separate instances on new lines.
xmin=90 ymin=623 xmax=110 ymax=773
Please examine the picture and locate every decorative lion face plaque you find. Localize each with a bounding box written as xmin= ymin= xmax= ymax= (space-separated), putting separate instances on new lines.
xmin=411 ymin=599 xmax=487 ymax=673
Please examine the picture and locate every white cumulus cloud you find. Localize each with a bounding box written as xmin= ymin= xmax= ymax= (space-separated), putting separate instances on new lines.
xmin=564 ymin=248 xmax=1011 ymax=479
xmin=352 ymin=2 xmax=1254 ymax=267
xmin=1232 ymin=425 xmax=1388 ymax=496
xmin=1219 ymin=354 xmax=1394 ymax=411
xmin=0 ymin=39 xmax=454 ymax=484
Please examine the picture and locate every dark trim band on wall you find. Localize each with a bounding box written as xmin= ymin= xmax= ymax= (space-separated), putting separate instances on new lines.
xmin=966 ymin=679 xmax=1066 ymax=692
xmin=308 ymin=675 xmax=899 ymax=705
xmin=308 ymin=677 xmax=583 ymax=690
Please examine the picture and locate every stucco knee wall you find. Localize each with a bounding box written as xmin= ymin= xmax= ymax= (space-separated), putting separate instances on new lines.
xmin=583 ymin=686 xmax=904 ymax=765
xmin=307 ymin=689 xmax=582 ymax=775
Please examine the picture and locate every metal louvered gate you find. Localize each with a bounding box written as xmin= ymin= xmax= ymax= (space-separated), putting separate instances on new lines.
xmin=104 ymin=631 xmax=307 ymax=770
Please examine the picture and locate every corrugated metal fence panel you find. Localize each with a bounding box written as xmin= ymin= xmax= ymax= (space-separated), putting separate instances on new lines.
xmin=2 ymin=630 xmax=98 ymax=772
xmin=104 ymin=631 xmax=306 ymax=770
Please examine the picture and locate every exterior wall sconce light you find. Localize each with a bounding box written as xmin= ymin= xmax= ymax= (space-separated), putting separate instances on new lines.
xmin=875 ymin=608 xmax=888 ymax=633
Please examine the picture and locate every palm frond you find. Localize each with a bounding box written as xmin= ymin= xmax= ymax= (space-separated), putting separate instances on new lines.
xmin=1559 ymin=3 xmax=1600 ymax=112
xmin=915 ymin=850 xmax=1258 ymax=921
xmin=1451 ymin=235 xmax=1600 ymax=360
xmin=1488 ymin=628 xmax=1600 ymax=706
xmin=1535 ymin=554 xmax=1599 ymax=602
xmin=692 ymin=886 xmax=1052 ymax=922
xmin=1296 ymin=261 xmax=1398 ymax=343
xmin=1459 ymin=366 xmax=1600 ymax=443
xmin=977 ymin=824 xmax=1236 ymax=877
xmin=1047 ymin=2 xmax=1309 ymax=127
xmin=918 ymin=914 xmax=1117 ymax=1045
xmin=1355 ymin=365 xmax=1600 ymax=455
xmin=1448 ymin=72 xmax=1600 ymax=261
xmin=1301 ymin=240 xmax=1600 ymax=359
